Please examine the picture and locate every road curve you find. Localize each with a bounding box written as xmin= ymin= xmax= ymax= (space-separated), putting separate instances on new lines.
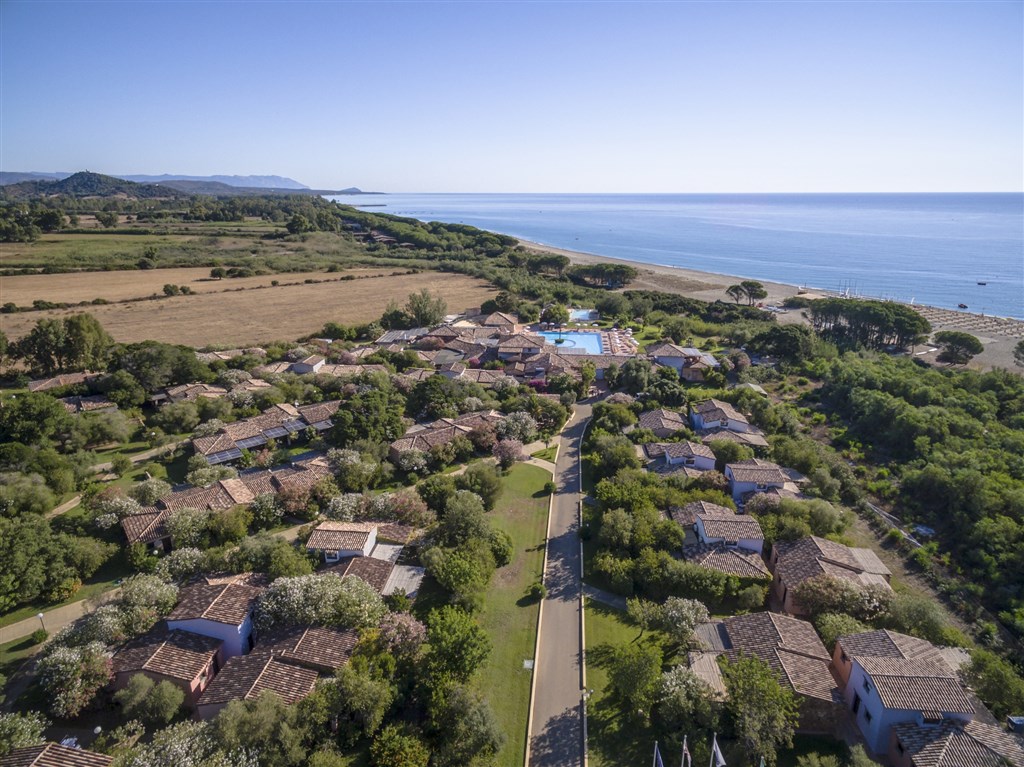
xmin=528 ymin=401 xmax=592 ymax=767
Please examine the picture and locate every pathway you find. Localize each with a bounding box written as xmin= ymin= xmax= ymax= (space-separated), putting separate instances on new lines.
xmin=528 ymin=401 xmax=591 ymax=767
xmin=0 ymin=589 xmax=121 ymax=645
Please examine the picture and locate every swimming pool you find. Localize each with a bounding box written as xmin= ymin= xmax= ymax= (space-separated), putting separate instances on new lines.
xmin=539 ymin=331 xmax=604 ymax=354
xmin=569 ymin=308 xmax=599 ymax=321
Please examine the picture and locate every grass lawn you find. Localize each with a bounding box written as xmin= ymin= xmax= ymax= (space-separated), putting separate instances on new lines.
xmin=530 ymin=446 xmax=557 ymax=462
xmin=584 ymin=599 xmax=678 ymax=767
xmin=0 ymin=556 xmax=130 ymax=629
xmin=0 ymin=635 xmax=41 ymax=685
xmin=474 ymin=463 xmax=552 ymax=767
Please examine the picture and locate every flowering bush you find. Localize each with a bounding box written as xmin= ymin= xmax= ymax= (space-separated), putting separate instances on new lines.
xmin=254 ymin=573 xmax=386 ymax=631
xmin=50 ymin=604 xmax=128 ymax=649
xmin=394 ymin=449 xmax=428 ymax=474
xmin=492 ymin=439 xmax=524 ymax=469
xmin=248 ymin=493 xmax=283 ymax=529
xmin=114 ymin=720 xmax=259 ymax=767
xmin=129 ymin=479 xmax=172 ymax=507
xmin=496 ymin=411 xmax=537 ymax=443
xmin=154 ymin=547 xmax=208 ymax=583
xmin=378 ymin=612 xmax=427 ymax=658
xmin=325 ymin=493 xmax=364 ymax=521
xmin=36 ymin=641 xmax=112 ymax=718
xmin=165 ymin=507 xmax=209 ymax=548
xmin=0 ymin=710 xmax=48 ymax=753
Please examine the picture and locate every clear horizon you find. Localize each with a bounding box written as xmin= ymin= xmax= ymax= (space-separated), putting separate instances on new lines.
xmin=2 ymin=1 xmax=1022 ymax=193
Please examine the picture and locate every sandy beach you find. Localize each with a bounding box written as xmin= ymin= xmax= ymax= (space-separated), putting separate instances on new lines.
xmin=518 ymin=238 xmax=1024 ymax=372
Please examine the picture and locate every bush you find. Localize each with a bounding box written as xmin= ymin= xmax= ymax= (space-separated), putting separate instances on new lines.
xmin=528 ymin=582 xmax=547 ymax=600
xmin=30 ymin=628 xmax=48 ymax=645
xmin=110 ymin=455 xmax=133 ymax=477
xmin=544 ymin=480 xmax=557 ymax=495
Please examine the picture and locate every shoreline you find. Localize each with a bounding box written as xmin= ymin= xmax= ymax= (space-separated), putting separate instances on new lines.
xmin=516 ymin=237 xmax=1024 ymax=371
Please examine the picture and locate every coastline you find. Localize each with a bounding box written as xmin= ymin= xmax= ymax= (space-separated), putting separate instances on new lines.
xmin=516 ymin=237 xmax=1024 ymax=371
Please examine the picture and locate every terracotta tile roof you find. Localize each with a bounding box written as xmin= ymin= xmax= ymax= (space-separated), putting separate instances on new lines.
xmin=858 ymin=657 xmax=974 ymax=713
xmin=376 ymin=523 xmax=422 ymax=544
xmin=638 ymin=409 xmax=688 ymax=433
xmin=298 ymin=400 xmax=341 ymax=424
xmin=158 ymin=481 xmax=243 ymax=512
xmin=120 ymin=508 xmax=170 ymax=545
xmin=891 ymin=720 xmax=1024 ymax=767
xmin=321 ymin=555 xmax=395 ymax=593
xmin=112 ymin=628 xmax=221 ymax=682
xmin=692 ymin=398 xmax=748 ymax=424
xmin=306 ymin=521 xmax=377 ymax=552
xmin=670 ymin=501 xmax=733 ymax=527
xmin=697 ymin=512 xmax=764 ymax=541
xmin=197 ymin=653 xmax=318 ymax=707
xmin=482 ymin=311 xmax=518 ymax=326
xmin=239 ymin=469 xmax=276 ymax=496
xmin=714 ymin=612 xmax=838 ymax=702
xmin=644 ymin=441 xmax=715 ymax=461
xmin=837 ymin=629 xmax=948 ymax=665
xmin=257 ymin=625 xmax=358 ymax=672
xmin=27 ymin=372 xmax=97 ymax=392
xmin=497 ymin=333 xmax=544 ymax=350
xmin=168 ymin=580 xmax=264 ymax=626
xmin=700 ymin=428 xmax=770 ymax=448
xmin=459 ymin=368 xmax=505 ymax=385
xmin=683 ymin=543 xmax=771 ymax=579
xmin=726 ymin=459 xmax=788 ymax=485
xmin=0 ymin=743 xmax=113 ymax=767
xmin=59 ymin=395 xmax=117 ymax=413
xmin=773 ymin=536 xmax=892 ymax=591
xmin=164 ymin=383 xmax=229 ymax=402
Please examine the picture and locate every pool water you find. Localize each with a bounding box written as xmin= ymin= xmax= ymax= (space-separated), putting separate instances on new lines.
xmin=569 ymin=308 xmax=599 ymax=321
xmin=539 ymin=331 xmax=604 ymax=354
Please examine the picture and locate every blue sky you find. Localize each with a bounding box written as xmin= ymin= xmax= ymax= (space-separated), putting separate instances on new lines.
xmin=2 ymin=1 xmax=1021 ymax=192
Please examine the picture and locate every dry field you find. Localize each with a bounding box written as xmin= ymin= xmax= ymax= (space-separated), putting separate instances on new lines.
xmin=0 ymin=272 xmax=496 ymax=347
xmin=0 ymin=267 xmax=394 ymax=305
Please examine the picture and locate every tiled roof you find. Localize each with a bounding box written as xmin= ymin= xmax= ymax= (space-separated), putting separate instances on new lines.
xmin=713 ymin=612 xmax=838 ymax=702
xmin=305 ymin=521 xmax=377 ymax=552
xmin=697 ymin=512 xmax=764 ymax=541
xmin=321 ymin=555 xmax=395 ymax=593
xmin=726 ymin=459 xmax=788 ymax=485
xmin=670 ymin=501 xmax=733 ymax=527
xmin=858 ymin=657 xmax=974 ymax=713
xmin=837 ymin=629 xmax=948 ymax=665
xmin=699 ymin=428 xmax=770 ymax=448
xmin=197 ymin=653 xmax=318 ymax=706
xmin=637 ymin=409 xmax=688 ymax=433
xmin=482 ymin=311 xmax=518 ymax=326
xmin=112 ymin=628 xmax=221 ymax=681
xmin=692 ymin=398 xmax=748 ymax=424
xmin=773 ymin=536 xmax=892 ymax=591
xmin=168 ymin=580 xmax=264 ymax=626
xmin=643 ymin=441 xmax=715 ymax=461
xmin=891 ymin=720 xmax=1024 ymax=767
xmin=0 ymin=743 xmax=113 ymax=767
xmin=120 ymin=509 xmax=170 ymax=545
xmin=497 ymin=333 xmax=544 ymax=350
xmin=27 ymin=372 xmax=97 ymax=392
xmin=164 ymin=382 xmax=229 ymax=402
xmin=59 ymin=395 xmax=117 ymax=413
xmin=257 ymin=625 xmax=358 ymax=672
xmin=684 ymin=543 xmax=771 ymax=579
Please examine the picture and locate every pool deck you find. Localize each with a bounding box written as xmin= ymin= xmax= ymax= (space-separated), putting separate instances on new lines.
xmin=534 ymin=326 xmax=640 ymax=356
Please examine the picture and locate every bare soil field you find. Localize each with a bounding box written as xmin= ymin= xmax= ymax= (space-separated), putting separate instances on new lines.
xmin=0 ymin=272 xmax=496 ymax=347
xmin=0 ymin=267 xmax=394 ymax=305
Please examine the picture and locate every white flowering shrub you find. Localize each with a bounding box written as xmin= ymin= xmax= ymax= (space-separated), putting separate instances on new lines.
xmin=154 ymin=547 xmax=208 ymax=583
xmin=165 ymin=507 xmax=209 ymax=548
xmin=129 ymin=479 xmax=172 ymax=506
xmin=378 ymin=612 xmax=426 ymax=657
xmin=662 ymin=597 xmax=709 ymax=642
xmin=248 ymin=493 xmax=283 ymax=529
xmin=93 ymin=495 xmax=142 ymax=520
xmin=0 ymin=711 xmax=48 ymax=753
xmin=192 ymin=419 xmax=225 ymax=438
xmin=94 ymin=512 xmax=120 ymax=530
xmin=115 ymin=720 xmax=259 ymax=767
xmin=461 ymin=396 xmax=485 ymax=413
xmin=394 ymin=449 xmax=427 ymax=474
xmin=325 ymin=493 xmax=364 ymax=522
xmin=118 ymin=574 xmax=180 ymax=636
xmin=36 ymin=641 xmax=112 ymax=718
xmin=227 ymin=389 xmax=254 ymax=409
xmin=49 ymin=604 xmax=128 ymax=649
xmin=496 ymin=411 xmax=537 ymax=443
xmin=254 ymin=573 xmax=386 ymax=631
xmin=491 ymin=376 xmax=519 ymax=393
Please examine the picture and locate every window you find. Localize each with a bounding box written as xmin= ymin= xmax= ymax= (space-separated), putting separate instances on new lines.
xmin=863 ymin=678 xmax=871 ymax=694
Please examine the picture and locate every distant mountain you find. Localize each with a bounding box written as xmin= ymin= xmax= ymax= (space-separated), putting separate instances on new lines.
xmin=1 ymin=171 xmax=186 ymax=199
xmin=0 ymin=171 xmax=70 ymax=185
xmin=119 ymin=174 xmax=309 ymax=189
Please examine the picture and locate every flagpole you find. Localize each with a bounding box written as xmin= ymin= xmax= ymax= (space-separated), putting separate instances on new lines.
xmin=709 ymin=733 xmax=716 ymax=767
xmin=652 ymin=740 xmax=658 ymax=767
xmin=680 ymin=735 xmax=687 ymax=767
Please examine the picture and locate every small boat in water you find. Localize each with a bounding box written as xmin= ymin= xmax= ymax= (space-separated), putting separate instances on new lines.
xmin=977 ymin=281 xmax=988 ymax=285
xmin=958 ymin=303 xmax=969 ymax=309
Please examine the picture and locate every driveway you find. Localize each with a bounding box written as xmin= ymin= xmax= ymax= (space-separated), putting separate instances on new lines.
xmin=528 ymin=400 xmax=592 ymax=767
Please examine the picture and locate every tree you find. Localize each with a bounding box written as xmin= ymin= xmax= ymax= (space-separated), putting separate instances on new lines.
xmin=0 ymin=391 xmax=72 ymax=446
xmin=721 ymin=654 xmax=800 ymax=766
xmin=165 ymin=507 xmax=209 ymax=549
xmin=813 ymin=613 xmax=868 ymax=651
xmin=332 ymin=666 xmax=395 ymax=745
xmin=430 ymin=685 xmax=505 ymax=767
xmin=740 ymin=280 xmax=768 ymax=305
xmin=212 ymin=690 xmax=309 ymax=767
xmin=422 ymin=541 xmax=495 ymax=611
xmin=492 ymin=438 xmax=524 ymax=468
xmin=496 ymin=411 xmax=537 ymax=443
xmin=425 ymin=606 xmax=491 ymax=683
xmin=114 ymin=673 xmax=184 ymax=726
xmin=0 ymin=711 xmax=48 ymax=755
xmin=655 ymin=665 xmax=719 ymax=736
xmin=606 ymin=641 xmax=663 ymax=717
xmin=405 ymin=289 xmax=447 ymax=327
xmin=454 ymin=462 xmax=502 ymax=510
xmin=129 ymin=478 xmax=171 ymax=506
xmin=95 ymin=210 xmax=119 ymax=228
xmin=36 ymin=641 xmax=112 ymax=718
xmin=371 ymin=724 xmax=430 ymax=767
xmin=436 ymin=491 xmax=490 ymax=547
xmin=934 ymin=331 xmax=984 ymax=365
xmin=960 ymin=648 xmax=1024 ymax=720
xmin=662 ymin=597 xmax=709 ymax=645
xmin=626 ymin=597 xmax=664 ymax=639
xmin=255 ymin=573 xmax=386 ymax=631
xmin=541 ymin=304 xmax=570 ymax=325
xmin=1014 ymin=339 xmax=1024 ymax=367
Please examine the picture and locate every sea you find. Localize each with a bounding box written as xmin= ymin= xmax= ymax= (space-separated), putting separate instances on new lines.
xmin=323 ymin=193 xmax=1024 ymax=320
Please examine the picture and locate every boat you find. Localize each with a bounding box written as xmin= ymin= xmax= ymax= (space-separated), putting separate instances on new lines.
xmin=958 ymin=303 xmax=969 ymax=309
xmin=977 ymin=281 xmax=987 ymax=286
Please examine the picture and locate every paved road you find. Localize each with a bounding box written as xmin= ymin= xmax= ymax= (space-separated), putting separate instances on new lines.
xmin=528 ymin=401 xmax=591 ymax=767
xmin=0 ymin=589 xmax=121 ymax=645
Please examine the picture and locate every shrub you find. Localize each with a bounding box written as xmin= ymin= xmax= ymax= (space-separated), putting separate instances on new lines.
xmin=528 ymin=582 xmax=547 ymax=600
xmin=30 ymin=629 xmax=48 ymax=645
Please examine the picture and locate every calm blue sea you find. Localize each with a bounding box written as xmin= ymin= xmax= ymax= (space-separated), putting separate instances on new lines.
xmin=325 ymin=193 xmax=1024 ymax=319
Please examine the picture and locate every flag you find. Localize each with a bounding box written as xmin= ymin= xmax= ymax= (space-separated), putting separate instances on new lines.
xmin=757 ymin=758 xmax=765 ymax=767
xmin=653 ymin=741 xmax=665 ymax=767
xmin=681 ymin=735 xmax=691 ymax=767
xmin=710 ymin=733 xmax=727 ymax=767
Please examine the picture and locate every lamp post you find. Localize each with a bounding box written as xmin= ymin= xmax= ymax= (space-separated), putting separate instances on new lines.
xmin=36 ymin=612 xmax=45 ymax=631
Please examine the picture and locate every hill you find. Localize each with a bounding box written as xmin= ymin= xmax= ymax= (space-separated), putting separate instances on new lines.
xmin=119 ymin=173 xmax=308 ymax=189
xmin=0 ymin=171 xmax=186 ymax=199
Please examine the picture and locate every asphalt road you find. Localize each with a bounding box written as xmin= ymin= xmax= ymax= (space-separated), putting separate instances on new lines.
xmin=528 ymin=401 xmax=592 ymax=767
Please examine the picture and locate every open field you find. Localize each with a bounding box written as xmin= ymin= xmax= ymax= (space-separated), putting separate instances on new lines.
xmin=0 ymin=272 xmax=497 ymax=346
xmin=474 ymin=463 xmax=551 ymax=767
xmin=1 ymin=266 xmax=394 ymax=305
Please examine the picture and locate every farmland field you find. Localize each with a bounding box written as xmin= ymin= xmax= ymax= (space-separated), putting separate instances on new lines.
xmin=0 ymin=266 xmax=395 ymax=305
xmin=0 ymin=271 xmax=496 ymax=346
